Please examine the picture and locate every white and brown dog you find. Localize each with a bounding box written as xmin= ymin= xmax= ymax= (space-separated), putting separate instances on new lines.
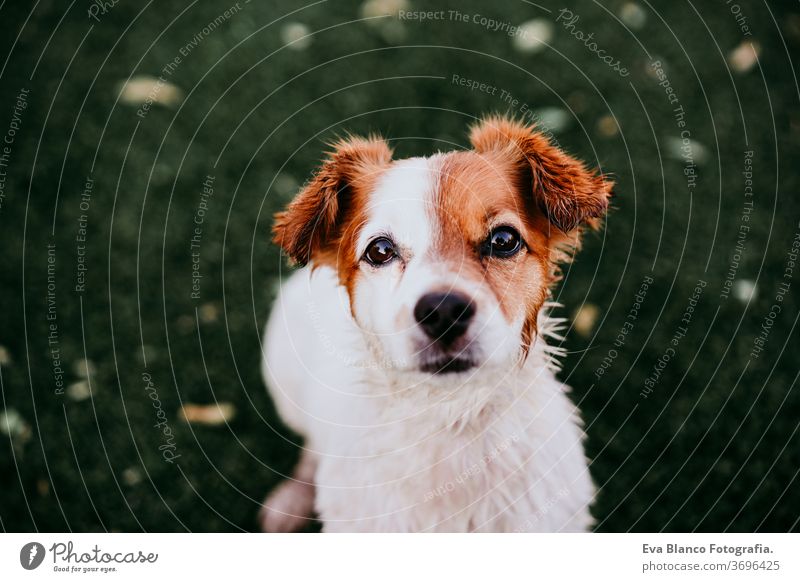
xmin=260 ymin=116 xmax=613 ymax=532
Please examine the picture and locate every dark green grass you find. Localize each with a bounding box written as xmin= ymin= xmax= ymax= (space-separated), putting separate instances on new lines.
xmin=0 ymin=0 xmax=798 ymax=532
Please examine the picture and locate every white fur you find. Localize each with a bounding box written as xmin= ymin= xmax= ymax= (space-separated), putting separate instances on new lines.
xmin=261 ymin=156 xmax=595 ymax=532
xmin=352 ymin=157 xmax=439 ymax=370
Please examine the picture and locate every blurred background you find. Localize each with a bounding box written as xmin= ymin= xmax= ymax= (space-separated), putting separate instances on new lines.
xmin=0 ymin=0 xmax=798 ymax=532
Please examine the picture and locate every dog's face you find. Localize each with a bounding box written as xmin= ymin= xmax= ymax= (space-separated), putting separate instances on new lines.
xmin=273 ymin=117 xmax=613 ymax=376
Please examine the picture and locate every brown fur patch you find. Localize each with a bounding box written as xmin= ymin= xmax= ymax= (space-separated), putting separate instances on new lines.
xmin=464 ymin=116 xmax=614 ymax=349
xmin=434 ymin=151 xmax=551 ymax=350
xmin=469 ymin=115 xmax=614 ymax=234
xmin=272 ymin=135 xmax=393 ymax=267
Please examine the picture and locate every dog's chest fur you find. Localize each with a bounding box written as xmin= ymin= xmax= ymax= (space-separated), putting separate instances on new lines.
xmin=263 ymin=268 xmax=595 ymax=532
xmin=314 ymin=384 xmax=593 ymax=532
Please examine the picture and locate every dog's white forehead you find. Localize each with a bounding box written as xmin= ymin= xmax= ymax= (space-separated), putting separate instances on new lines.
xmin=355 ymin=155 xmax=443 ymax=259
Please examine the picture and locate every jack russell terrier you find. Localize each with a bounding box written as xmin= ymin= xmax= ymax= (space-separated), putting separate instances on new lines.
xmin=260 ymin=115 xmax=613 ymax=532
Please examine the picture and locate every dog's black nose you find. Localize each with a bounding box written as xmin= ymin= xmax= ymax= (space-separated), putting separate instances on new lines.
xmin=413 ymin=292 xmax=475 ymax=346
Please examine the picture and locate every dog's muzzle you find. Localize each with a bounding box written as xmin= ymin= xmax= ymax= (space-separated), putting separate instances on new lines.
xmin=414 ymin=291 xmax=477 ymax=374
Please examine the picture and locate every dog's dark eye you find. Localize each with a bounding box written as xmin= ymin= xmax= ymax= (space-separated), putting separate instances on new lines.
xmin=364 ymin=237 xmax=396 ymax=266
xmin=484 ymin=226 xmax=522 ymax=258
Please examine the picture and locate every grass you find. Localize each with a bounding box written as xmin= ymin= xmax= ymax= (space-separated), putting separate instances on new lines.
xmin=0 ymin=0 xmax=798 ymax=532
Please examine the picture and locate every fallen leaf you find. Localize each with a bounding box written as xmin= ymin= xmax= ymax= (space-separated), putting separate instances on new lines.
xmin=728 ymin=41 xmax=760 ymax=73
xmin=361 ymin=0 xmax=409 ymax=20
xmin=532 ymin=107 xmax=571 ymax=134
xmin=597 ymin=114 xmax=619 ymax=138
xmin=180 ymin=402 xmax=236 ymax=426
xmin=513 ymin=19 xmax=553 ymax=54
xmin=573 ymin=304 xmax=600 ymax=337
xmin=72 ymin=358 xmax=96 ymax=378
xmin=122 ymin=467 xmax=143 ymax=486
xmin=199 ymin=303 xmax=219 ymax=323
xmin=118 ymin=75 xmax=183 ymax=108
xmin=281 ymin=22 xmax=312 ymax=50
xmin=67 ymin=380 xmax=92 ymax=402
xmin=619 ymin=3 xmax=647 ymax=30
xmin=0 ymin=408 xmax=31 ymax=444
xmin=665 ymin=136 xmax=710 ymax=165
xmin=732 ymin=279 xmax=757 ymax=302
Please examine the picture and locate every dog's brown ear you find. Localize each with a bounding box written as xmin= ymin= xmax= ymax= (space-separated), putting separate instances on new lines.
xmin=272 ymin=135 xmax=392 ymax=265
xmin=470 ymin=115 xmax=613 ymax=233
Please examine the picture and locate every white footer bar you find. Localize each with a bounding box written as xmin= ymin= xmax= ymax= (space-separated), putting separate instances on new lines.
xmin=1 ymin=533 xmax=797 ymax=581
